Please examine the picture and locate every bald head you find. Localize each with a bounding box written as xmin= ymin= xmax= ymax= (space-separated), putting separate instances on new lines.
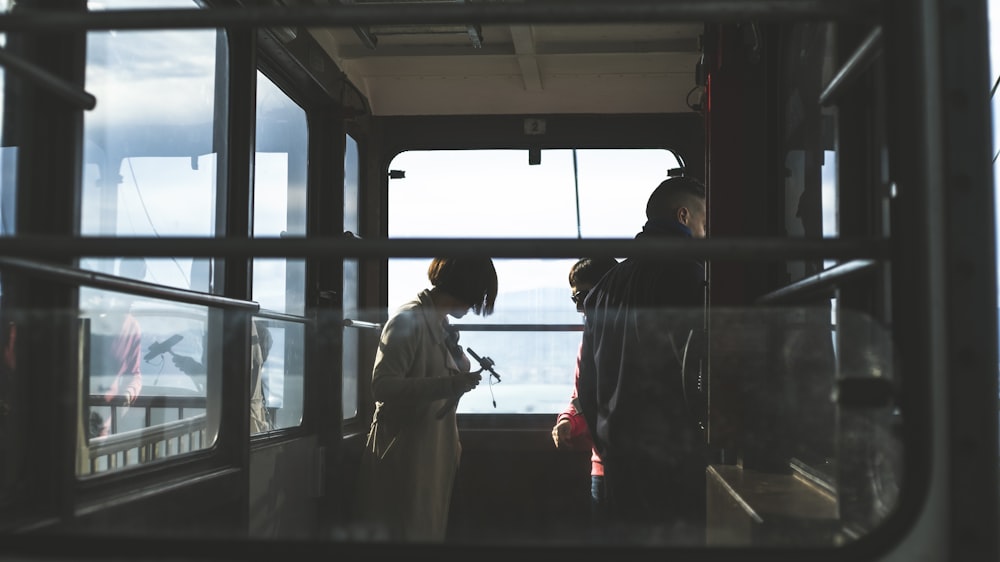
xmin=645 ymin=177 xmax=707 ymax=238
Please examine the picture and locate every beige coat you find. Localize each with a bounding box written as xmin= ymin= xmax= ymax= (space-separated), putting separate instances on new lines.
xmin=353 ymin=290 xmax=470 ymax=542
xmin=249 ymin=320 xmax=269 ymax=434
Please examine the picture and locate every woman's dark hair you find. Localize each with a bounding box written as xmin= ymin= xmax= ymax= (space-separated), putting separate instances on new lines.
xmin=428 ymin=257 xmax=498 ymax=316
xmin=568 ymin=257 xmax=618 ymax=287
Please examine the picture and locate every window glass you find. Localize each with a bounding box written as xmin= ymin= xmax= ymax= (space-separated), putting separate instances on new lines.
xmin=774 ymin=19 xmax=844 ymax=487
xmin=76 ymin=0 xmax=224 ymax=474
xmin=251 ymin=71 xmax=308 ymax=431
xmin=387 ymin=148 xmax=680 ymax=414
xmin=252 ymin=71 xmax=307 ymax=315
xmin=782 ymin=23 xmax=837 ymax=283
xmin=80 ymin=0 xmax=221 ymax=292
xmin=256 ymin=318 xmax=305 ymax=430
xmin=77 ymin=286 xmax=217 ymax=476
xmin=0 ymin=15 xmax=11 ymax=240
xmin=342 ymin=134 xmax=360 ymax=420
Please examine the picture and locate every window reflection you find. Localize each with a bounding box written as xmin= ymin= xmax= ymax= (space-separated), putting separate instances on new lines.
xmin=252 ymin=71 xmax=308 ymax=432
xmin=252 ymin=71 xmax=308 ymax=316
xmin=0 ymin=26 xmax=11 ymax=239
xmin=343 ymin=134 xmax=360 ymax=420
xmin=75 ymin=0 xmax=225 ymax=474
xmin=80 ymin=0 xmax=223 ymax=292
xmin=256 ymin=319 xmax=305 ymax=430
xmin=78 ymin=288 xmax=215 ymax=476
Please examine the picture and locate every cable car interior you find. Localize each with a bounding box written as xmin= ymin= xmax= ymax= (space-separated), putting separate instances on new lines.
xmin=0 ymin=1 xmax=996 ymax=561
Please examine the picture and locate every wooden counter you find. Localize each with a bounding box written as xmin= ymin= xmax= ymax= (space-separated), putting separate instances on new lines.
xmin=706 ymin=464 xmax=841 ymax=546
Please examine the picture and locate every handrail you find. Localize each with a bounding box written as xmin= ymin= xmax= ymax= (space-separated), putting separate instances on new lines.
xmin=343 ymin=319 xmax=382 ymax=330
xmin=0 ymin=2 xmax=880 ymax=33
xmin=0 ymin=257 xmax=259 ymax=311
xmin=86 ymin=394 xmax=207 ymax=410
xmin=0 ymin=46 xmax=96 ymax=110
xmin=755 ymin=259 xmax=878 ymax=304
xmin=819 ymin=26 xmax=883 ymax=107
xmin=86 ymin=414 xmax=207 ymax=460
xmin=455 ymin=324 xmax=583 ymax=332
xmin=0 ymin=236 xmax=890 ymax=261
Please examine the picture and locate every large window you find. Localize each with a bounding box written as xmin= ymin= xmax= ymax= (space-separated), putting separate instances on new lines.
xmin=251 ymin=71 xmax=308 ymax=432
xmin=75 ymin=0 xmax=225 ymax=475
xmin=79 ymin=286 xmax=216 ymax=476
xmin=81 ymin=0 xmax=220 ymax=291
xmin=342 ymin=134 xmax=360 ymax=420
xmin=388 ymin=148 xmax=681 ymax=414
xmin=0 ymin=7 xmax=10 ymax=240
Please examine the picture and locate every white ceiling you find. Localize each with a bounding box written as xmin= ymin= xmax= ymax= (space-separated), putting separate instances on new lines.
xmin=307 ymin=10 xmax=703 ymax=116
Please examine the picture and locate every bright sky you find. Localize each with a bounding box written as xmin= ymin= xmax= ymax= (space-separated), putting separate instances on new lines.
xmin=385 ymin=148 xmax=681 ymax=311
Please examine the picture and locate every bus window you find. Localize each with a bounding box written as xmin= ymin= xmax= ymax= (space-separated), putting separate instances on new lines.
xmin=342 ymin=134 xmax=360 ymax=421
xmin=251 ymin=70 xmax=308 ymax=431
xmin=0 ymin=15 xmax=10 ymax=240
xmin=76 ymin=0 xmax=225 ymax=475
xmin=77 ymin=288 xmax=217 ymax=476
xmin=80 ymin=0 xmax=221 ymax=291
xmin=387 ymin=148 xmax=680 ymax=414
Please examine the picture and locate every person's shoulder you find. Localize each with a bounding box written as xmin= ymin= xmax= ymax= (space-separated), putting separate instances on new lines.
xmin=388 ymin=303 xmax=419 ymax=322
xmin=385 ymin=299 xmax=426 ymax=331
xmin=595 ymin=258 xmax=635 ymax=285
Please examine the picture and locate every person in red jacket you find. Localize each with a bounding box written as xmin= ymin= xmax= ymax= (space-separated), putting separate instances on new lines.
xmin=551 ymin=257 xmax=618 ymax=529
xmin=86 ymin=259 xmax=146 ymax=439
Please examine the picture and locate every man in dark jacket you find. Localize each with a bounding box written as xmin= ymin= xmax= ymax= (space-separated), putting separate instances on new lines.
xmin=577 ymin=176 xmax=708 ymax=544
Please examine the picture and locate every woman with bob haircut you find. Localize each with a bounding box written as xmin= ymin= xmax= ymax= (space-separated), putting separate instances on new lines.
xmin=353 ymin=257 xmax=498 ymax=542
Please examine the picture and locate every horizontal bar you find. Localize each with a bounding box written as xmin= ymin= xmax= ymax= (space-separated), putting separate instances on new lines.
xmin=0 ymin=236 xmax=890 ymax=261
xmin=253 ymin=310 xmax=310 ymax=324
xmin=819 ymin=26 xmax=883 ymax=107
xmin=455 ymin=323 xmax=583 ymax=332
xmin=755 ymin=259 xmax=878 ymax=304
xmin=0 ymin=257 xmax=259 ymax=311
xmin=87 ymin=394 xmax=207 ymax=409
xmin=0 ymin=47 xmax=96 ymax=110
xmin=0 ymin=1 xmax=880 ymax=32
xmin=343 ymin=318 xmax=381 ymax=330
xmin=87 ymin=413 xmax=206 ymax=460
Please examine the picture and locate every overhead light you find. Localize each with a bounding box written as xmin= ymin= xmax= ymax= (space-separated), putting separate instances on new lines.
xmin=340 ymin=0 xmax=483 ymax=49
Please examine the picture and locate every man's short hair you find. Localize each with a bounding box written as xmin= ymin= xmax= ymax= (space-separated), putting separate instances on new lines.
xmin=645 ymin=177 xmax=706 ymax=220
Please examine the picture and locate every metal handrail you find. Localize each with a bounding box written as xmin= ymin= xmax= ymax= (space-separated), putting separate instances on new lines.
xmin=343 ymin=319 xmax=382 ymax=330
xmin=819 ymin=26 xmax=883 ymax=107
xmin=0 ymin=46 xmax=95 ymax=109
xmin=0 ymin=257 xmax=259 ymax=311
xmin=86 ymin=414 xmax=207 ymax=460
xmin=755 ymin=259 xmax=878 ymax=304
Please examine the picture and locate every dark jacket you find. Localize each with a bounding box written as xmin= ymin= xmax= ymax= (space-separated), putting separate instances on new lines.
xmin=577 ymin=218 xmax=708 ymax=531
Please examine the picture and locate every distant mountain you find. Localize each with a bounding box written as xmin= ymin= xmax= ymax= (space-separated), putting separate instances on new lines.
xmin=470 ymin=286 xmax=583 ymax=325
xmin=453 ymin=286 xmax=585 ymax=386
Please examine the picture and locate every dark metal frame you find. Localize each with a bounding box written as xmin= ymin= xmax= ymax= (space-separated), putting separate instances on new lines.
xmin=0 ymin=1 xmax=995 ymax=561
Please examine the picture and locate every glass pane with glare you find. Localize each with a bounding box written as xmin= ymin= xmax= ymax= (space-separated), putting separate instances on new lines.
xmin=387 ymin=148 xmax=680 ymax=414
